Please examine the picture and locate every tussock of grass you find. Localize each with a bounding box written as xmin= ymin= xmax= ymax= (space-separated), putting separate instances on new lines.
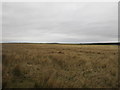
xmin=2 ymin=44 xmax=118 ymax=88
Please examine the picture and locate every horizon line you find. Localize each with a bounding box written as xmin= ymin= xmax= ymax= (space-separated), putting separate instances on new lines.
xmin=1 ymin=41 xmax=119 ymax=44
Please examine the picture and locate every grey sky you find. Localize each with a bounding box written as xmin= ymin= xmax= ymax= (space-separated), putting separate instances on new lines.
xmin=2 ymin=2 xmax=118 ymax=43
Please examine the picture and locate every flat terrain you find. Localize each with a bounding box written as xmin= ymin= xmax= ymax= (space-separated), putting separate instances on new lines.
xmin=2 ymin=44 xmax=118 ymax=88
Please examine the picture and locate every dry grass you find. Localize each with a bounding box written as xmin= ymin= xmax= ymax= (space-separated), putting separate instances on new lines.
xmin=2 ymin=43 xmax=118 ymax=88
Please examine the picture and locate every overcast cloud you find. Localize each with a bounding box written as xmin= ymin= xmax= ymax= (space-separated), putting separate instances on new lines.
xmin=2 ymin=2 xmax=118 ymax=43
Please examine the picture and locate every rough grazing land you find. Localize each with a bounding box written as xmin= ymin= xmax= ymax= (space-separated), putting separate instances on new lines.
xmin=2 ymin=44 xmax=118 ymax=88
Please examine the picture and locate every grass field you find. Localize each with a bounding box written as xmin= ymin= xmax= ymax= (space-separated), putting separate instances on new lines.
xmin=2 ymin=43 xmax=118 ymax=88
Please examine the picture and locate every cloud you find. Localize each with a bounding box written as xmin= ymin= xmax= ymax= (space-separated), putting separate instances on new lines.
xmin=2 ymin=2 xmax=118 ymax=43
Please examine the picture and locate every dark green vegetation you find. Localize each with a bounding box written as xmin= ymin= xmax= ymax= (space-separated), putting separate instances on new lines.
xmin=2 ymin=44 xmax=118 ymax=88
